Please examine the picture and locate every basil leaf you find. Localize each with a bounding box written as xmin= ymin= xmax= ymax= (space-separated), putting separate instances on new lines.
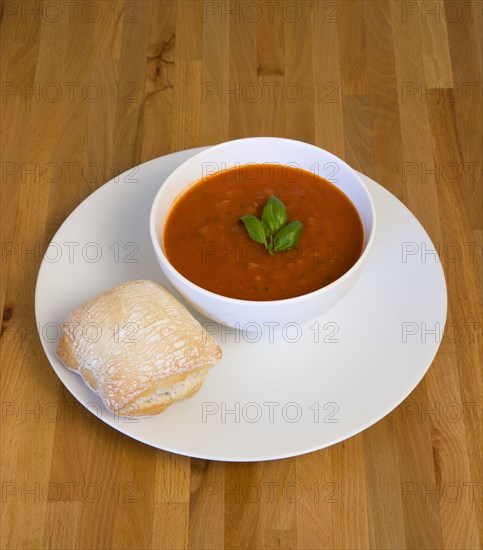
xmin=273 ymin=221 xmax=303 ymax=252
xmin=262 ymin=195 xmax=287 ymax=235
xmin=240 ymin=215 xmax=267 ymax=244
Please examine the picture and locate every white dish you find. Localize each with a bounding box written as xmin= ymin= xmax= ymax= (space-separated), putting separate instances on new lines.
xmin=150 ymin=137 xmax=376 ymax=327
xmin=35 ymin=147 xmax=447 ymax=462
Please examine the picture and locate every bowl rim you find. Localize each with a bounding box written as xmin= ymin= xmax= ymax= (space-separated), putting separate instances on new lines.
xmin=149 ymin=137 xmax=377 ymax=307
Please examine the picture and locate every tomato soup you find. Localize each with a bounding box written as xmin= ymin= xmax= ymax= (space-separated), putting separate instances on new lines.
xmin=163 ymin=164 xmax=364 ymax=301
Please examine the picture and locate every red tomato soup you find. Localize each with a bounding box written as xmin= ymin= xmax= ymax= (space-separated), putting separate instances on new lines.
xmin=163 ymin=164 xmax=364 ymax=301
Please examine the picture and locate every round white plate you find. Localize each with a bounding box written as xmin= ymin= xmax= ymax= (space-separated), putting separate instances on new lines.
xmin=35 ymin=147 xmax=447 ymax=461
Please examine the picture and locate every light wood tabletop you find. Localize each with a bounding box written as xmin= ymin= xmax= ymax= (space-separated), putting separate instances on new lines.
xmin=1 ymin=1 xmax=482 ymax=548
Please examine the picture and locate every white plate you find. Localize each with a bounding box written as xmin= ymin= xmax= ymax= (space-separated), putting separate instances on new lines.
xmin=35 ymin=147 xmax=447 ymax=462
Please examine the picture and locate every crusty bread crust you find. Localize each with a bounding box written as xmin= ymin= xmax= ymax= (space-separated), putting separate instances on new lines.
xmin=57 ymin=333 xmax=79 ymax=371
xmin=56 ymin=280 xmax=222 ymax=416
xmin=118 ymin=367 xmax=209 ymax=416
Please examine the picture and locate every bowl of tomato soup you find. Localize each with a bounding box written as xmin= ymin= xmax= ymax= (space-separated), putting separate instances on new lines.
xmin=150 ymin=138 xmax=376 ymax=327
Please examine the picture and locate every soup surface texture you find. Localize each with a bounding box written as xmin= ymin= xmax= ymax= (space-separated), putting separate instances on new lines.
xmin=163 ymin=164 xmax=364 ymax=301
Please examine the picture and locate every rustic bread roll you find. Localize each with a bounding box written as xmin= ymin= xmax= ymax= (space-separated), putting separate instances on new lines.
xmin=56 ymin=279 xmax=222 ymax=416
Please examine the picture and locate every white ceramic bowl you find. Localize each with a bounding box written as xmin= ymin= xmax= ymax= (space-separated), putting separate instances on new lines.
xmin=150 ymin=137 xmax=376 ymax=328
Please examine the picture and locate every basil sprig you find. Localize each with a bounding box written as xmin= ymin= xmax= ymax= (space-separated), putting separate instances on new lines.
xmin=240 ymin=195 xmax=303 ymax=255
xmin=262 ymin=195 xmax=287 ymax=235
xmin=239 ymin=215 xmax=267 ymax=244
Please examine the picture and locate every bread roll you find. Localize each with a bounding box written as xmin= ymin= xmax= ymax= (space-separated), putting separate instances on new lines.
xmin=56 ymin=280 xmax=222 ymax=416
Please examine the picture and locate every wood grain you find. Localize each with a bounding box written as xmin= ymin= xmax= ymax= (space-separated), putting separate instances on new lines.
xmin=1 ymin=1 xmax=481 ymax=548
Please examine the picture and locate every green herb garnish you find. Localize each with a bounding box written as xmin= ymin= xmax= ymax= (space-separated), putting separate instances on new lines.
xmin=240 ymin=195 xmax=303 ymax=255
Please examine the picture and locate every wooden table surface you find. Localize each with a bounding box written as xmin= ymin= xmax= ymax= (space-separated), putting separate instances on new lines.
xmin=1 ymin=1 xmax=482 ymax=548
